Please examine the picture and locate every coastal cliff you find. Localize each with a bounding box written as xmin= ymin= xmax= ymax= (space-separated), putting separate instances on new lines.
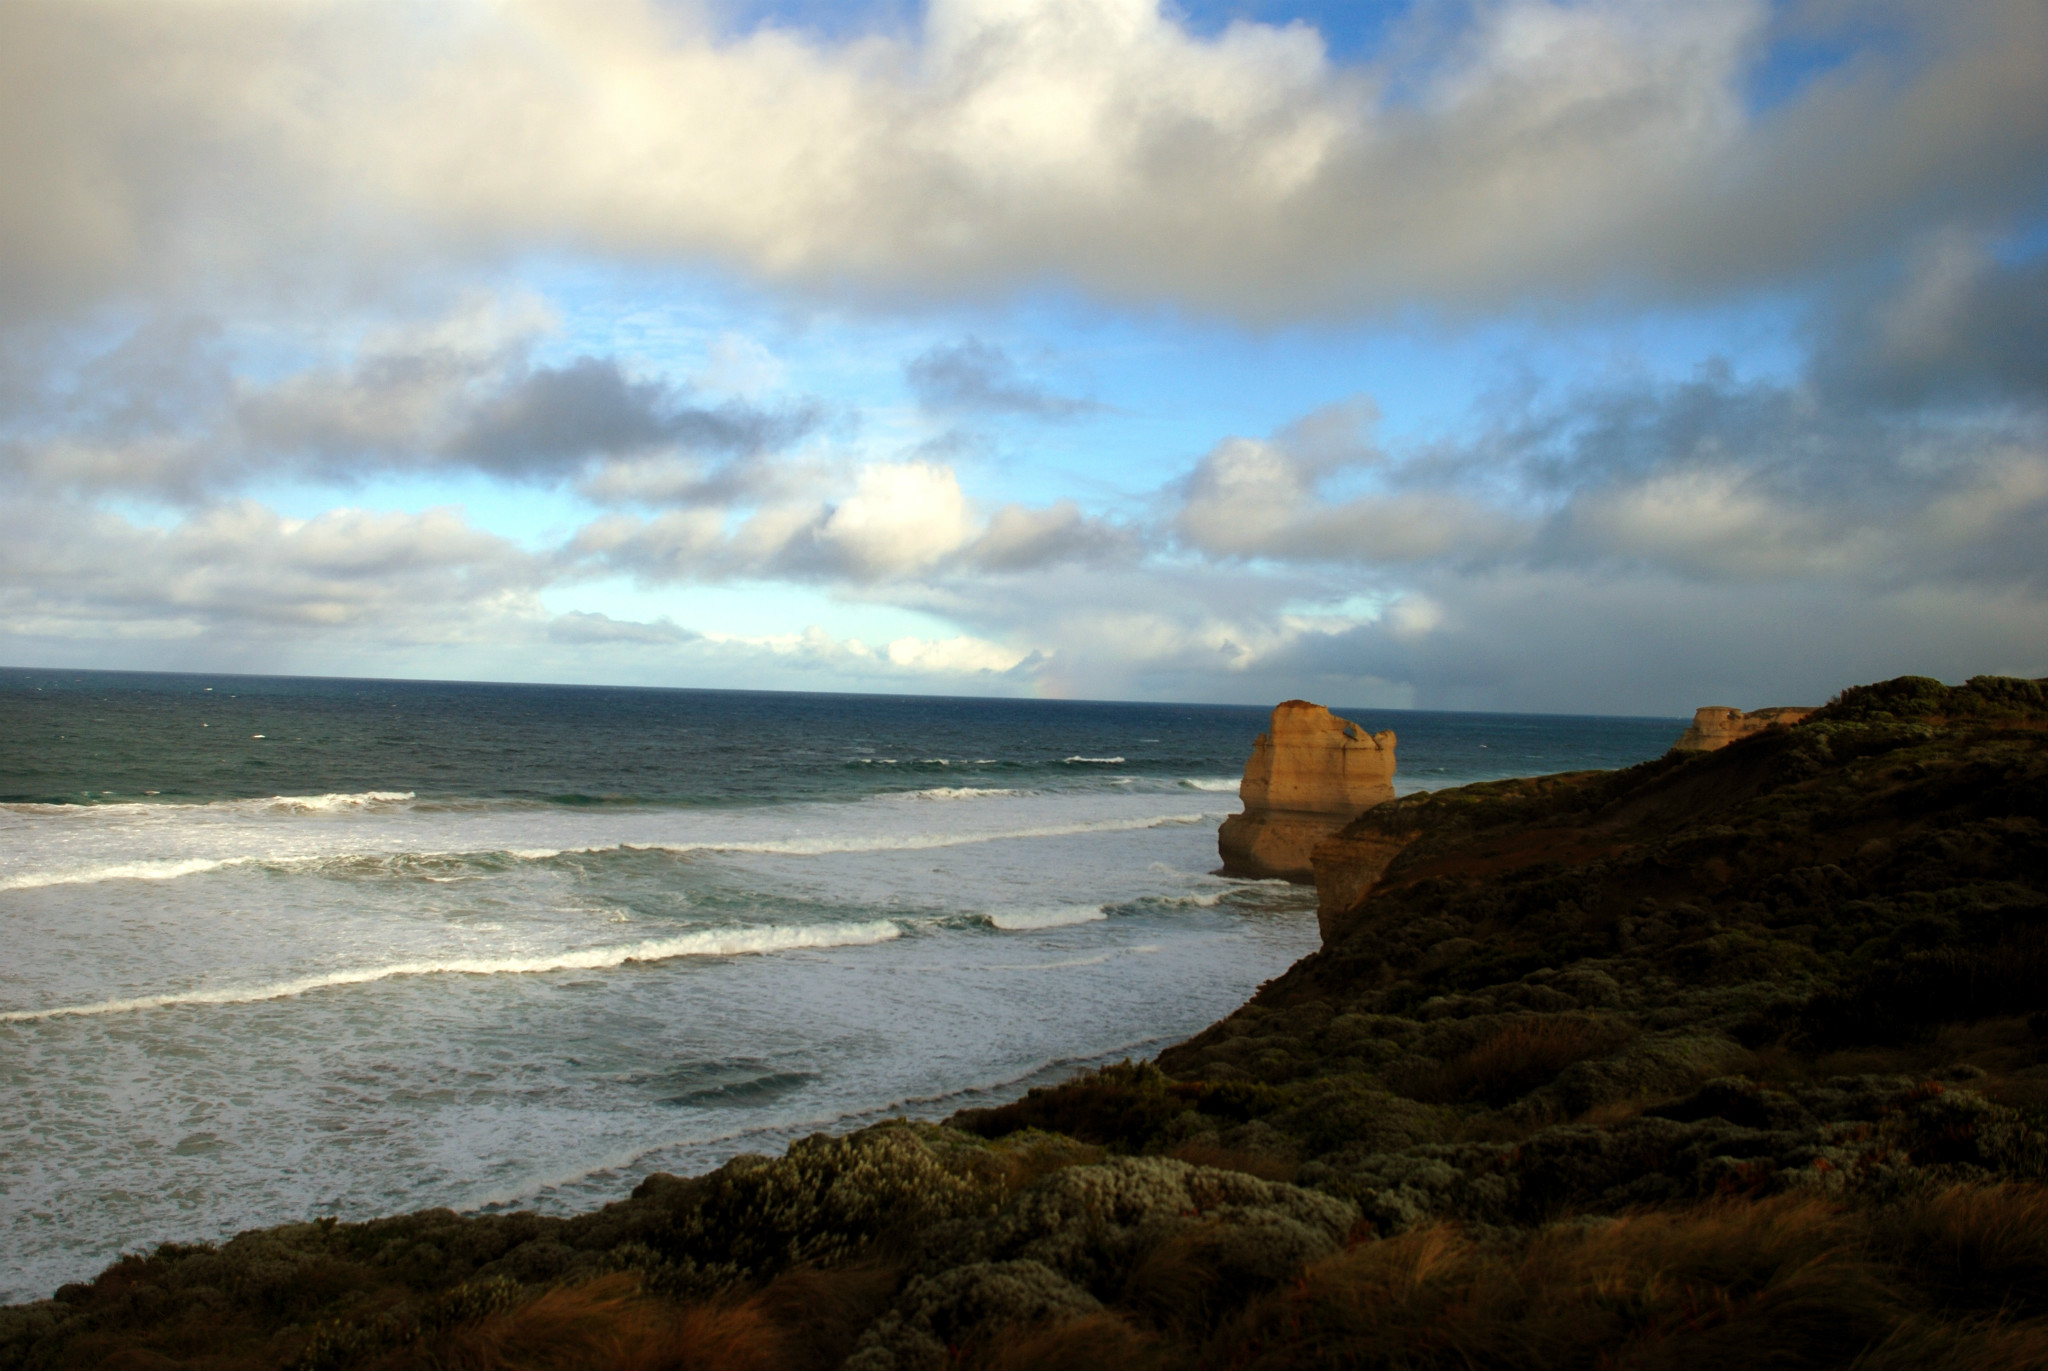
xmin=11 ymin=675 xmax=2048 ymax=1371
xmin=1217 ymin=700 xmax=1395 ymax=881
xmin=1673 ymin=704 xmax=1815 ymax=751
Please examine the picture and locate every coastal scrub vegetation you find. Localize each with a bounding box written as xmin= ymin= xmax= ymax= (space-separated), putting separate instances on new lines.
xmin=7 ymin=674 xmax=2048 ymax=1370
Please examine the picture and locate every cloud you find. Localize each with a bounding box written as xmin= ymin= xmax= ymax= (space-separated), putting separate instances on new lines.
xmin=5 ymin=1 xmax=2045 ymax=323
xmin=1816 ymin=233 xmax=2048 ymax=408
xmin=815 ymin=461 xmax=977 ymax=575
xmin=0 ymin=497 xmax=547 ymax=651
xmin=545 ymin=611 xmax=698 ymax=645
xmin=904 ymin=338 xmax=1101 ymax=418
xmin=693 ymin=623 xmax=1040 ymax=680
xmin=573 ymin=458 xmax=1136 ymax=584
xmin=964 ymin=500 xmax=1137 ymax=570
xmin=0 ymin=305 xmax=825 ymax=499
xmin=1175 ymin=403 xmax=1524 ymax=565
xmin=2 ymin=2 xmax=2044 ymax=712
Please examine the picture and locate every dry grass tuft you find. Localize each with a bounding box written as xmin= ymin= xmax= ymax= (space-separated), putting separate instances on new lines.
xmin=1209 ymin=1193 xmax=2027 ymax=1371
xmin=1875 ymin=1183 xmax=2048 ymax=1320
xmin=1400 ymin=1016 xmax=1638 ymax=1106
xmin=966 ymin=1311 xmax=1166 ymax=1370
xmin=745 ymin=1262 xmax=903 ymax=1370
xmin=385 ymin=1273 xmax=788 ymax=1371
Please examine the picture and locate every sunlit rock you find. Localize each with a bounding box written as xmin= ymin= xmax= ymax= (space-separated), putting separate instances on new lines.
xmin=1673 ymin=705 xmax=1814 ymax=752
xmin=1217 ymin=700 xmax=1395 ymax=882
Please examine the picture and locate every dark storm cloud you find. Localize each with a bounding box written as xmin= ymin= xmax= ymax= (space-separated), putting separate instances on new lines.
xmin=904 ymin=339 xmax=1103 ymax=419
xmin=1813 ymin=243 xmax=2048 ymax=409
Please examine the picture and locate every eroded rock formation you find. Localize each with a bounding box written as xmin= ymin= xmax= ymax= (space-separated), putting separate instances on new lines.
xmin=1217 ymin=700 xmax=1395 ymax=882
xmin=1673 ymin=705 xmax=1814 ymax=751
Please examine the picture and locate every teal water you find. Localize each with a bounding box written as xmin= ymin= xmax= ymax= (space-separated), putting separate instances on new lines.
xmin=0 ymin=669 xmax=1684 ymax=1301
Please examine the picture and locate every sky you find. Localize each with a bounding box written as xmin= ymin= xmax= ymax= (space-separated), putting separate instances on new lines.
xmin=2 ymin=0 xmax=2045 ymax=714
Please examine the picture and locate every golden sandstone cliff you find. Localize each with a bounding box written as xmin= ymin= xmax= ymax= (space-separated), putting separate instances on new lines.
xmin=1216 ymin=700 xmax=1396 ymax=882
xmin=1673 ymin=704 xmax=1815 ymax=751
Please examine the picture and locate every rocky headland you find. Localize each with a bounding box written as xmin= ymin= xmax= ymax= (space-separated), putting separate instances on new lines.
xmin=1673 ymin=704 xmax=1817 ymax=752
xmin=9 ymin=674 xmax=2048 ymax=1370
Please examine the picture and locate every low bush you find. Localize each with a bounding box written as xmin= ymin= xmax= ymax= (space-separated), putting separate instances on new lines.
xmin=1396 ymin=1016 xmax=1639 ymax=1106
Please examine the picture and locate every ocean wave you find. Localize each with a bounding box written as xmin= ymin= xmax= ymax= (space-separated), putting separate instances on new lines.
xmin=0 ymin=857 xmax=248 ymax=892
xmin=0 ymin=920 xmax=905 ymax=1023
xmin=1063 ymin=756 xmax=1125 ymax=765
xmin=1178 ymin=777 xmax=1241 ymax=792
xmin=267 ymin=791 xmax=416 ymax=813
xmin=895 ymin=786 xmax=1028 ymax=802
xmin=984 ymin=904 xmax=1109 ymax=931
xmin=0 ymin=811 xmax=1223 ymax=893
xmin=630 ymin=811 xmax=1214 ymax=856
xmin=1145 ymin=888 xmax=1233 ymax=908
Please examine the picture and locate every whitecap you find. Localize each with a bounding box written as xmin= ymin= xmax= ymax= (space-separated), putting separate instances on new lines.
xmin=1178 ymin=777 xmax=1241 ymax=792
xmin=615 ymin=811 xmax=1212 ymax=857
xmin=1063 ymin=756 xmax=1125 ymax=764
xmin=985 ymin=905 xmax=1109 ymax=931
xmin=0 ymin=857 xmax=248 ymax=892
xmin=1147 ymin=889 xmax=1232 ymax=908
xmin=266 ymin=791 xmax=415 ymax=813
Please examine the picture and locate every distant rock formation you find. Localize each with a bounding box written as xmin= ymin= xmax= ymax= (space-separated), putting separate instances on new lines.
xmin=1217 ymin=700 xmax=1395 ymax=882
xmin=1673 ymin=705 xmax=1815 ymax=752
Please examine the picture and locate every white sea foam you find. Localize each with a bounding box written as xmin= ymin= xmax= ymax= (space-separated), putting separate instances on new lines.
xmin=1179 ymin=777 xmax=1241 ymax=792
xmin=1149 ymin=889 xmax=1232 ymax=908
xmin=621 ymin=811 xmax=1214 ymax=856
xmin=1063 ymin=755 xmax=1124 ymax=764
xmin=0 ymin=857 xmax=248 ymax=892
xmin=0 ymin=811 xmax=1222 ymax=894
xmin=4 ymin=790 xmax=419 ymax=818
xmin=985 ymin=905 xmax=1110 ymax=931
xmin=0 ymin=920 xmax=905 ymax=1022
xmin=896 ymin=786 xmax=1027 ymax=801
xmin=267 ymin=791 xmax=415 ymax=812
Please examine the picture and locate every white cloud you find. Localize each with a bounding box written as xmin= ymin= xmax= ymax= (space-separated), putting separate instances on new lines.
xmin=5 ymin=1 xmax=2043 ymax=323
xmin=701 ymin=623 xmax=1036 ymax=679
xmin=1176 ymin=430 xmax=1523 ymax=565
xmin=0 ymin=498 xmax=546 ymax=649
xmin=818 ymin=461 xmax=976 ymax=576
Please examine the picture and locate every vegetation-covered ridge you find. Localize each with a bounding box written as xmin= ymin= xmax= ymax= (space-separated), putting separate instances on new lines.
xmin=8 ymin=674 xmax=2048 ymax=1370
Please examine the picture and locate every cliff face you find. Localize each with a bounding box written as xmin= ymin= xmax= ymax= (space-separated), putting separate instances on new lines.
xmin=1217 ymin=700 xmax=1395 ymax=882
xmin=1673 ymin=704 xmax=1814 ymax=751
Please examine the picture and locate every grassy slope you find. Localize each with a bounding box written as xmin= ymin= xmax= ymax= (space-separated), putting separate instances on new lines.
xmin=8 ymin=676 xmax=2048 ymax=1370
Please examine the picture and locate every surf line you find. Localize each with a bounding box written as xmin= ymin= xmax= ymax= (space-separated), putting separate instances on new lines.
xmin=0 ymin=921 xmax=904 ymax=1023
xmin=0 ymin=812 xmax=1226 ymax=892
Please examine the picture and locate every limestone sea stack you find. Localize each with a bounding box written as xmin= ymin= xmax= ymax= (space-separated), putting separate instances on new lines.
xmin=1673 ymin=705 xmax=1815 ymax=752
xmin=1217 ymin=700 xmax=1395 ymax=882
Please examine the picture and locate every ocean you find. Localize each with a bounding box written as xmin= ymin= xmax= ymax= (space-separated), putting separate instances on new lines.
xmin=0 ymin=668 xmax=1685 ymax=1302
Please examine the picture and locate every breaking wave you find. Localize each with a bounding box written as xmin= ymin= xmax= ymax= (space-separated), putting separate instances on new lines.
xmin=984 ymin=905 xmax=1110 ymax=931
xmin=0 ymin=858 xmax=248 ymax=892
xmin=0 ymin=921 xmax=905 ymax=1023
xmin=266 ymin=791 xmax=416 ymax=813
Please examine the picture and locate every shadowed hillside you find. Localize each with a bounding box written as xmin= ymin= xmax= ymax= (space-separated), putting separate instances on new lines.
xmin=8 ymin=675 xmax=2048 ymax=1370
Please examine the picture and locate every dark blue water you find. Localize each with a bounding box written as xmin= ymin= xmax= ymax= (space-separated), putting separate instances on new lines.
xmin=0 ymin=667 xmax=1685 ymax=805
